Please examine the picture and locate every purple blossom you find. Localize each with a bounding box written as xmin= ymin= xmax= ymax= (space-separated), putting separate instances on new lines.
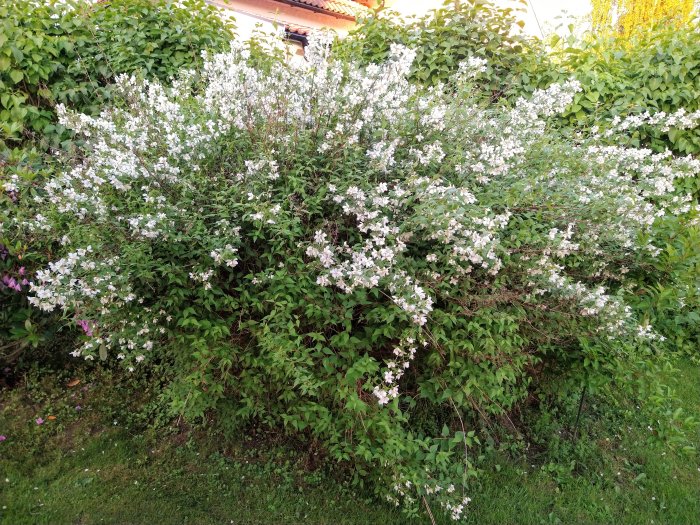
xmin=35 ymin=418 xmax=44 ymax=425
xmin=76 ymin=319 xmax=94 ymax=337
xmin=75 ymin=405 xmax=82 ymax=411
xmin=0 ymin=435 xmax=6 ymax=442
xmin=1 ymin=275 xmax=22 ymax=292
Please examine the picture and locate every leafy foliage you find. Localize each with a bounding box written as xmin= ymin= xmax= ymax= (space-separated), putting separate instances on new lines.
xmin=335 ymin=0 xmax=560 ymax=99
xmin=552 ymin=25 xmax=700 ymax=160
xmin=3 ymin=1 xmax=699 ymax=519
xmin=0 ymin=148 xmax=67 ymax=363
xmin=0 ymin=0 xmax=234 ymax=149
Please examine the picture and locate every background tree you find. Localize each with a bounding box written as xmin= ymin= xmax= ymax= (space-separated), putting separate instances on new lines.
xmin=591 ymin=0 xmax=696 ymax=37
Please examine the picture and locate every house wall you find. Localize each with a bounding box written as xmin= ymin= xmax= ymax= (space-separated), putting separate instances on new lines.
xmin=382 ymin=0 xmax=445 ymax=18
xmin=208 ymin=0 xmax=356 ymax=40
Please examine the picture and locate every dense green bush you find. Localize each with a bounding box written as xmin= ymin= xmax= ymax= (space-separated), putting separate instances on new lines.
xmin=3 ymin=0 xmax=699 ymax=518
xmin=625 ymin=214 xmax=700 ymax=356
xmin=1 ymin=0 xmax=234 ymax=364
xmin=335 ymin=0 xmax=560 ymax=99
xmin=0 ymin=0 xmax=234 ymax=149
xmin=9 ymin=36 xmax=698 ymax=518
xmin=0 ymin=148 xmax=58 ymax=362
xmin=552 ymin=27 xmax=700 ymax=352
xmin=557 ymin=25 xmax=700 ymax=155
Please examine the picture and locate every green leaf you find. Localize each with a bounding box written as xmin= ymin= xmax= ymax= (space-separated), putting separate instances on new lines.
xmin=9 ymin=69 xmax=23 ymax=83
xmin=441 ymin=424 xmax=450 ymax=437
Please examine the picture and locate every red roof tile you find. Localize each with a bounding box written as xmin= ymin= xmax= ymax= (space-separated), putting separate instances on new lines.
xmin=286 ymin=25 xmax=312 ymax=36
xmin=281 ymin=0 xmax=370 ymax=19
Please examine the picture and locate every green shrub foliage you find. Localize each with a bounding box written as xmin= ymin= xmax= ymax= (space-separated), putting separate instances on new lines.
xmin=0 ymin=0 xmax=234 ymax=149
xmin=553 ymin=25 xmax=700 ymax=163
xmin=339 ymin=2 xmax=700 ymax=161
xmin=335 ymin=0 xmax=560 ymax=99
xmin=10 ymin=36 xmax=699 ymax=518
xmin=549 ymin=27 xmax=700 ymax=350
xmin=0 ymin=148 xmax=58 ymax=362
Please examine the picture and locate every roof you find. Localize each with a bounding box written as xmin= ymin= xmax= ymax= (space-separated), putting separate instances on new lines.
xmin=285 ymin=25 xmax=310 ymax=46
xmin=286 ymin=25 xmax=311 ymax=36
xmin=276 ymin=0 xmax=371 ymax=20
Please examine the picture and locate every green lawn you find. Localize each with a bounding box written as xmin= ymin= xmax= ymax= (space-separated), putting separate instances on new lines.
xmin=1 ymin=360 xmax=698 ymax=525
xmin=0 ymin=429 xmax=410 ymax=525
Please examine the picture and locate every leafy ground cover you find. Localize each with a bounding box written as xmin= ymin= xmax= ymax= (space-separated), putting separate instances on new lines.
xmin=1 ymin=358 xmax=697 ymax=525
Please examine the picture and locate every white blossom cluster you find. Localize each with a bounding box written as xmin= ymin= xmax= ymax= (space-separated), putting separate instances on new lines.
xmin=70 ymin=306 xmax=171 ymax=370
xmin=371 ymin=334 xmax=423 ymax=405
xmin=29 ymin=247 xmax=134 ymax=313
xmin=306 ymin=183 xmax=433 ymax=328
xmin=388 ymin=475 xmax=471 ymax=521
xmin=210 ymin=244 xmax=239 ymax=268
xmin=606 ymin=107 xmax=700 ymax=134
xmin=457 ymin=56 xmax=488 ymax=79
xmin=443 ymin=496 xmax=473 ymax=521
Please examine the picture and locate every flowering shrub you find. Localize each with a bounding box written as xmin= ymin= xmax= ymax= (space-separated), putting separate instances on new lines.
xmin=9 ymin=37 xmax=700 ymax=518
xmin=339 ymin=3 xmax=700 ymax=360
xmin=0 ymin=148 xmax=64 ymax=361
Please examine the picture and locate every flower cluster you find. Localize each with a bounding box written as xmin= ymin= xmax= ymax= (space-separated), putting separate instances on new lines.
xmin=29 ymin=247 xmax=134 ymax=313
xmin=307 ymin=183 xmax=435 ymax=327
xmin=607 ymin=107 xmax=700 ymax=134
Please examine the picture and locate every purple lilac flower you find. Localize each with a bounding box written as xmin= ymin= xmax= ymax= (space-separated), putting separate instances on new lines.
xmin=35 ymin=418 xmax=44 ymax=425
xmin=0 ymin=435 xmax=6 ymax=442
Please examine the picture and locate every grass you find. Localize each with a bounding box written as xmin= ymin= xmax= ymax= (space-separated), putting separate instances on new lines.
xmin=0 ymin=368 xmax=411 ymax=525
xmin=458 ymin=357 xmax=700 ymax=524
xmin=1 ymin=359 xmax=698 ymax=525
xmin=0 ymin=429 xmax=410 ymax=525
